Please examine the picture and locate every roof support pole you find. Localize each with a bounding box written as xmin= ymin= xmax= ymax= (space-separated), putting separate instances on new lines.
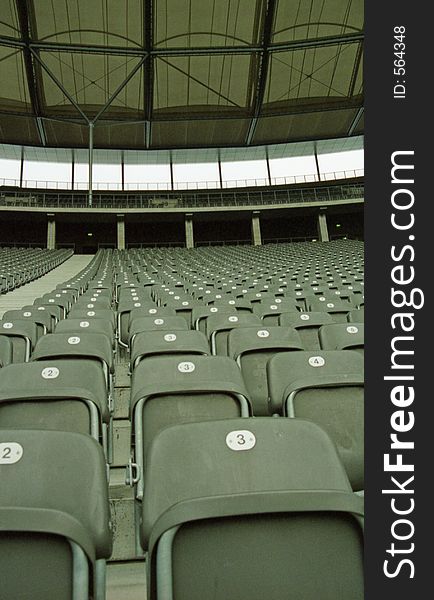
xmin=88 ymin=122 xmax=94 ymax=207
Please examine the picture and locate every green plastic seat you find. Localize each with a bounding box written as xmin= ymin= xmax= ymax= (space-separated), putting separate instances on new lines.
xmin=267 ymin=350 xmax=364 ymax=491
xmin=0 ymin=428 xmax=112 ymax=600
xmin=141 ymin=418 xmax=364 ymax=600
xmin=128 ymin=355 xmax=251 ymax=500
xmin=228 ymin=325 xmax=304 ymax=415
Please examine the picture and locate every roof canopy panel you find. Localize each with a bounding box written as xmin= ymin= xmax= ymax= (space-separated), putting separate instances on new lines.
xmin=0 ymin=0 xmax=363 ymax=149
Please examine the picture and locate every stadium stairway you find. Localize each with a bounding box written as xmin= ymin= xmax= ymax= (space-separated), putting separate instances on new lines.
xmin=0 ymin=255 xmax=94 ymax=318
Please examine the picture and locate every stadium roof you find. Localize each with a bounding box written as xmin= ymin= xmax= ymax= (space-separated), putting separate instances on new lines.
xmin=0 ymin=0 xmax=364 ymax=150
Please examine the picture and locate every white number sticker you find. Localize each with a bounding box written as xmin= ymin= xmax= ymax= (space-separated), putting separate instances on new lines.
xmin=68 ymin=336 xmax=81 ymax=345
xmin=41 ymin=367 xmax=60 ymax=379
xmin=210 ymin=307 xmax=218 ymax=313
xmin=257 ymin=330 xmax=270 ymax=338
xmin=308 ymin=356 xmax=325 ymax=368
xmin=229 ymin=300 xmax=235 ymax=305
xmin=216 ymin=294 xmax=222 ymax=299
xmin=182 ymin=301 xmax=189 ymax=306
xmin=226 ymin=430 xmax=256 ymax=451
xmin=326 ymin=303 xmax=335 ymax=308
xmin=87 ymin=304 xmax=94 ymax=308
xmin=0 ymin=442 xmax=23 ymax=465
xmin=2 ymin=322 xmax=13 ymax=329
xmin=149 ymin=308 xmax=157 ymax=314
xmin=87 ymin=311 xmax=95 ymax=316
xmin=91 ymin=298 xmax=97 ymax=302
xmin=346 ymin=326 xmax=359 ymax=334
xmin=177 ymin=361 xmax=195 ymax=373
xmin=37 ymin=307 xmax=45 ymax=311
xmin=270 ymin=305 xmax=278 ymax=310
xmin=134 ymin=302 xmax=141 ymax=307
xmin=154 ymin=319 xmax=164 ymax=325
xmin=79 ymin=321 xmax=90 ymax=328
xmin=300 ymin=314 xmax=310 ymax=321
xmin=228 ymin=316 xmax=238 ymax=322
xmin=23 ymin=311 xmax=32 ymax=317
xmin=164 ymin=333 xmax=177 ymax=342
xmin=49 ymin=299 xmax=55 ymax=303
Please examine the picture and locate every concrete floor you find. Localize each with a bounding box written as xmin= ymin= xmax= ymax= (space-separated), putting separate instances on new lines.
xmin=0 ymin=255 xmax=94 ymax=317
xmin=107 ymin=561 xmax=147 ymax=600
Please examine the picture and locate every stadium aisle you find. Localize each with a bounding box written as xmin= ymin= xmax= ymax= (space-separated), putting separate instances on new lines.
xmin=0 ymin=254 xmax=94 ymax=318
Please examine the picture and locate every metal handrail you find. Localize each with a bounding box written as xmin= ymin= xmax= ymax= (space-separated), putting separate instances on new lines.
xmin=0 ymin=181 xmax=364 ymax=210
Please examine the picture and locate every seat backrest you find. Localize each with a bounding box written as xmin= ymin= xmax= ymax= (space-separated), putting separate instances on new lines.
xmin=32 ymin=331 xmax=114 ymax=377
xmin=0 ymin=335 xmax=12 ymax=368
xmin=55 ymin=318 xmax=115 ymax=346
xmin=3 ymin=308 xmax=51 ymax=337
xmin=0 ymin=359 xmax=109 ymax=440
xmin=130 ymin=329 xmax=209 ymax=370
xmin=319 ymin=323 xmax=364 ymax=352
xmin=130 ymin=355 xmax=251 ymax=499
xmin=142 ymin=418 xmax=363 ymax=600
xmin=267 ymin=350 xmax=364 ymax=491
xmin=0 ymin=429 xmax=112 ymax=600
xmin=227 ymin=326 xmax=304 ymax=415
xmin=206 ymin=313 xmax=261 ymax=355
xmin=279 ymin=311 xmax=335 ymax=350
xmin=0 ymin=319 xmax=38 ymax=362
xmin=128 ymin=316 xmax=189 ymax=345
xmin=347 ymin=308 xmax=364 ymax=323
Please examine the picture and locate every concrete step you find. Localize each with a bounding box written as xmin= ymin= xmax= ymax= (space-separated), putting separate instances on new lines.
xmin=109 ymin=469 xmax=144 ymax=562
xmin=112 ymin=420 xmax=131 ymax=467
xmin=106 ymin=561 xmax=146 ymax=600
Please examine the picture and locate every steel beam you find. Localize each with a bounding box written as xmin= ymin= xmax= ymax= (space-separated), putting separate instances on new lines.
xmin=88 ymin=122 xmax=94 ymax=206
xmin=245 ymin=0 xmax=278 ymax=145
xmin=348 ymin=107 xmax=364 ymax=136
xmin=30 ymin=48 xmax=90 ymax=124
xmin=0 ymin=32 xmax=364 ymax=57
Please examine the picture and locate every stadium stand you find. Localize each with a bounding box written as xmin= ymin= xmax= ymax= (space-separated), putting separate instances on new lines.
xmin=0 ymin=1 xmax=364 ymax=597
xmin=0 ymin=238 xmax=365 ymax=599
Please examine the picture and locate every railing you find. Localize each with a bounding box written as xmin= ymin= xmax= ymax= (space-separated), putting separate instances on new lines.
xmin=0 ymin=181 xmax=364 ymax=210
xmin=0 ymin=169 xmax=364 ymax=192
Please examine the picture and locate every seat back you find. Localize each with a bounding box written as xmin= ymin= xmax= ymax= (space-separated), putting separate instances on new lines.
xmin=319 ymin=323 xmax=364 ymax=353
xmin=0 ymin=429 xmax=112 ymax=600
xmin=130 ymin=355 xmax=251 ymax=499
xmin=267 ymin=350 xmax=364 ymax=491
xmin=227 ymin=326 xmax=304 ymax=415
xmin=279 ymin=311 xmax=335 ymax=350
xmin=142 ymin=418 xmax=364 ymax=600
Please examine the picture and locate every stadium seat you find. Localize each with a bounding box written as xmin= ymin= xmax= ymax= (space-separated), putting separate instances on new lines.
xmin=0 ymin=359 xmax=110 ymax=457
xmin=319 ymin=323 xmax=364 ymax=353
xmin=2 ymin=308 xmax=52 ymax=338
xmin=0 ymin=336 xmax=12 ymax=368
xmin=279 ymin=311 xmax=336 ymax=350
xmin=141 ymin=418 xmax=364 ymax=600
xmin=128 ymin=315 xmax=189 ymax=346
xmin=0 ymin=429 xmax=112 ymax=600
xmin=0 ymin=319 xmax=38 ymax=362
xmin=267 ymin=350 xmax=364 ymax=491
xmin=206 ymin=313 xmax=262 ymax=355
xmin=130 ymin=329 xmax=209 ymax=370
xmin=128 ymin=355 xmax=251 ymax=499
xmin=227 ymin=326 xmax=304 ymax=415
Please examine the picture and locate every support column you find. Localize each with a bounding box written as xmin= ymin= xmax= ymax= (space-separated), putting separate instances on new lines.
xmin=117 ymin=214 xmax=126 ymax=250
xmin=47 ymin=213 xmax=56 ymax=249
xmin=251 ymin=211 xmax=262 ymax=246
xmin=317 ymin=212 xmax=330 ymax=242
xmin=185 ymin=213 xmax=194 ymax=249
xmin=88 ymin=122 xmax=94 ymax=206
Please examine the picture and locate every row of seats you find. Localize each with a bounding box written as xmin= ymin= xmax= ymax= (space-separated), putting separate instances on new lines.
xmin=1 ymin=242 xmax=364 ymax=599
xmin=0 ymin=247 xmax=72 ymax=293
